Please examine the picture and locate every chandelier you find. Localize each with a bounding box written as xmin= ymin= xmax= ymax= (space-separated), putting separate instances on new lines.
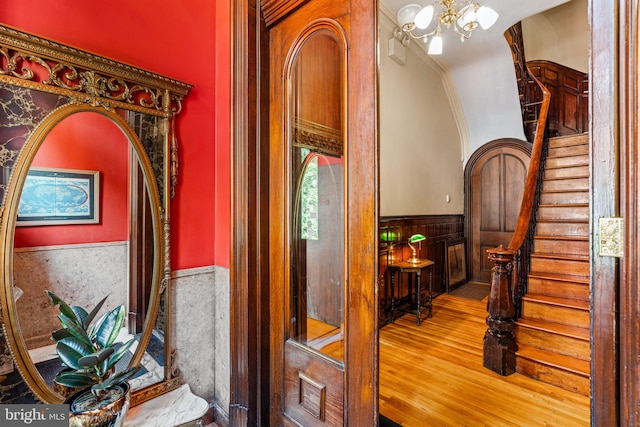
xmin=395 ymin=0 xmax=499 ymax=55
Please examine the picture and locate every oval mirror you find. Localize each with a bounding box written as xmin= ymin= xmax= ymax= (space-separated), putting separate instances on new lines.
xmin=1 ymin=106 xmax=166 ymax=403
xmin=0 ymin=25 xmax=190 ymax=405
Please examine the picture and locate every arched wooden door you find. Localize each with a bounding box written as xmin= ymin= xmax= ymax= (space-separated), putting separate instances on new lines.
xmin=464 ymin=139 xmax=531 ymax=283
xmin=265 ymin=0 xmax=378 ymax=425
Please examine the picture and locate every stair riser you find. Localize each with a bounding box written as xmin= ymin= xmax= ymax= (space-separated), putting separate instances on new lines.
xmin=548 ymin=145 xmax=589 ymax=157
xmin=544 ymin=165 xmax=589 ymax=180
xmin=516 ymin=357 xmax=590 ymax=396
xmin=527 ymin=277 xmax=590 ymax=301
xmin=533 ymin=238 xmax=589 ymax=256
xmin=530 ymin=257 xmax=589 ymax=277
xmin=536 ymin=222 xmax=589 ymax=237
xmin=540 ymin=191 xmax=589 ymax=204
xmin=537 ymin=206 xmax=589 ymax=221
xmin=545 ymin=154 xmax=589 ymax=169
xmin=549 ymin=136 xmax=589 ymax=148
xmin=522 ymin=300 xmax=590 ymax=328
xmin=515 ymin=326 xmax=590 ymax=360
xmin=543 ymin=177 xmax=589 ymax=191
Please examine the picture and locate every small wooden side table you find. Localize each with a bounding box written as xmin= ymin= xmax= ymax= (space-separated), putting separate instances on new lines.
xmin=387 ymin=259 xmax=434 ymax=325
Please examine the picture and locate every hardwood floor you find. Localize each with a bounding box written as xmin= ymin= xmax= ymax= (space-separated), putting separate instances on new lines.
xmin=379 ymin=293 xmax=590 ymax=426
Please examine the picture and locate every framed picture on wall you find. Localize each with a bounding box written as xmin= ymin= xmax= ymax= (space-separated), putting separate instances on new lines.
xmin=446 ymin=238 xmax=467 ymax=291
xmin=16 ymin=167 xmax=100 ymax=226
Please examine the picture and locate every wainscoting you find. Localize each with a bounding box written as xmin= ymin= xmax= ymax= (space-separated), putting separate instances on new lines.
xmin=379 ymin=215 xmax=464 ymax=326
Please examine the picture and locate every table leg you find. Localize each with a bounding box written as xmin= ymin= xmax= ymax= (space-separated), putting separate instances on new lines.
xmin=428 ymin=265 xmax=433 ymax=318
xmin=416 ymin=271 xmax=422 ymax=326
xmin=390 ymin=270 xmax=396 ymax=323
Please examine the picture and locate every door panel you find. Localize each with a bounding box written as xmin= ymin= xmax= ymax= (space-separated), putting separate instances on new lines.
xmin=267 ymin=0 xmax=378 ymax=425
xmin=465 ymin=141 xmax=531 ymax=283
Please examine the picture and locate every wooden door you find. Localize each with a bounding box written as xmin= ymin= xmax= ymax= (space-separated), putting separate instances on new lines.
xmin=464 ymin=139 xmax=531 ymax=283
xmin=266 ymin=0 xmax=378 ymax=425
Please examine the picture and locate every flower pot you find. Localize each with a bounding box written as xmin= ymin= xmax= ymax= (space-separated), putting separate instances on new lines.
xmin=64 ymin=382 xmax=131 ymax=427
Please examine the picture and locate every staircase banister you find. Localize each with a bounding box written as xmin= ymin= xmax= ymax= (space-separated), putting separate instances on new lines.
xmin=507 ymin=67 xmax=551 ymax=252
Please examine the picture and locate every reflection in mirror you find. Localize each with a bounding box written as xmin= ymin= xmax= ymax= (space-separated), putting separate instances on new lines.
xmin=289 ymin=28 xmax=345 ymax=363
xmin=12 ymin=112 xmax=164 ymax=393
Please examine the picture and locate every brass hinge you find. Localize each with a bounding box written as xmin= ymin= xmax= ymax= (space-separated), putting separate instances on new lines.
xmin=599 ymin=217 xmax=624 ymax=257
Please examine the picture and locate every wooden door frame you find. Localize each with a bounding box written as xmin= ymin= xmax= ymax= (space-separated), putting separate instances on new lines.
xmin=230 ymin=0 xmax=633 ymax=425
xmin=230 ymin=0 xmax=378 ymax=425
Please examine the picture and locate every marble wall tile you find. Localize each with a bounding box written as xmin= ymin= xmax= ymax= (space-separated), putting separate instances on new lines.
xmin=172 ymin=265 xmax=230 ymax=422
xmin=13 ymin=242 xmax=128 ymax=350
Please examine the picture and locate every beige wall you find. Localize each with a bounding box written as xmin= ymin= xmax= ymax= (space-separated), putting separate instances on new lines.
xmin=379 ymin=8 xmax=464 ymax=216
xmin=522 ymin=0 xmax=589 ymax=73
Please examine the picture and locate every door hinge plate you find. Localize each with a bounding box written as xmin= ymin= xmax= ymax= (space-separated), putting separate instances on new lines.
xmin=599 ymin=217 xmax=624 ymax=257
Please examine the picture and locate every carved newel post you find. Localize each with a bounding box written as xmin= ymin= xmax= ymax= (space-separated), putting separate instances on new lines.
xmin=483 ymin=245 xmax=517 ymax=375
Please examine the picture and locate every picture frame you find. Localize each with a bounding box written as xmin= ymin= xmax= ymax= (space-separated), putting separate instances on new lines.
xmin=17 ymin=167 xmax=100 ymax=226
xmin=446 ymin=238 xmax=467 ymax=291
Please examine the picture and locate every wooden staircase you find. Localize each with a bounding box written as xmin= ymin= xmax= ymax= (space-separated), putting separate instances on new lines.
xmin=515 ymin=133 xmax=590 ymax=396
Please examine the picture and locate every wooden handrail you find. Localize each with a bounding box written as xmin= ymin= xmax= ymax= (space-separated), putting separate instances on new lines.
xmin=507 ymin=68 xmax=550 ymax=252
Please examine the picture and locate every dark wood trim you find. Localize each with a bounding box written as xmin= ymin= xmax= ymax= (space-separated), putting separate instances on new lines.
xmin=230 ymin=0 xmax=268 ymax=425
xmin=260 ymin=0 xmax=308 ymax=27
xmin=619 ymin=1 xmax=639 ymax=425
xmin=590 ymin=0 xmax=620 ymax=425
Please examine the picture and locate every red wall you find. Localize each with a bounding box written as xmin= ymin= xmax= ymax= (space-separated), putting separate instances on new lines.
xmin=14 ymin=113 xmax=129 ymax=247
xmin=0 ymin=0 xmax=230 ymax=269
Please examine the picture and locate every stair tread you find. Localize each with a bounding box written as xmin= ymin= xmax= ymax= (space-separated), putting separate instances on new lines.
xmin=517 ymin=317 xmax=590 ymax=340
xmin=523 ymin=293 xmax=590 ymax=310
xmin=517 ymin=344 xmax=590 ymax=377
xmin=534 ymin=235 xmax=589 ymax=242
xmin=549 ymin=133 xmax=589 ymax=145
xmin=541 ymin=188 xmax=588 ymax=193
xmin=528 ymin=272 xmax=590 ymax=284
xmin=538 ymin=203 xmax=589 ymax=208
xmin=536 ymin=218 xmax=589 ymax=224
xmin=530 ymin=253 xmax=589 ymax=261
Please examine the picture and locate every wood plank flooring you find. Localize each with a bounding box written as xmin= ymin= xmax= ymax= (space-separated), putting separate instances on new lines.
xmin=379 ymin=293 xmax=590 ymax=426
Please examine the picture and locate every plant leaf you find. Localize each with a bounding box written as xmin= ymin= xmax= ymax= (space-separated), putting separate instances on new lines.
xmin=54 ymin=371 xmax=98 ymax=388
xmin=50 ymin=328 xmax=73 ymax=342
xmin=56 ymin=337 xmax=96 ymax=370
xmin=83 ymin=295 xmax=109 ymax=329
xmin=91 ymin=365 xmax=142 ymax=395
xmin=90 ymin=306 xmax=125 ymax=349
xmin=69 ymin=305 xmax=89 ymax=328
xmin=46 ymin=291 xmax=83 ymax=325
xmin=57 ymin=313 xmax=91 ymax=346
xmin=78 ymin=347 xmax=115 ymax=368
xmin=104 ymin=339 xmax=136 ymax=372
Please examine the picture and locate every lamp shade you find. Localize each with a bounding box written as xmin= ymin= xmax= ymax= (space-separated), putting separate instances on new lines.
xmin=414 ymin=5 xmax=434 ymax=29
xmin=457 ymin=4 xmax=479 ymax=32
xmin=428 ymin=35 xmax=443 ymax=55
xmin=477 ymin=6 xmax=499 ymax=29
xmin=409 ymin=233 xmax=427 ymax=243
xmin=397 ymin=3 xmax=422 ymax=28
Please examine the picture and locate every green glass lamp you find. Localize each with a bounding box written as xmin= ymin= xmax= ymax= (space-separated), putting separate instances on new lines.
xmin=407 ymin=233 xmax=426 ymax=264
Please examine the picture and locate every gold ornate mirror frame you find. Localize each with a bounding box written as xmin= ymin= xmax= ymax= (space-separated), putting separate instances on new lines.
xmin=0 ymin=24 xmax=191 ymax=405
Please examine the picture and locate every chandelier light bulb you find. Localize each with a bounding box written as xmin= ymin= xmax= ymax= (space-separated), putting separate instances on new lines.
xmin=477 ymin=6 xmax=499 ymax=29
xmin=414 ymin=5 xmax=435 ymax=29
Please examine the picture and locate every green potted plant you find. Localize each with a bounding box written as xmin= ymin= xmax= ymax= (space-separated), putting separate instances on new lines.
xmin=47 ymin=291 xmax=141 ymax=427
